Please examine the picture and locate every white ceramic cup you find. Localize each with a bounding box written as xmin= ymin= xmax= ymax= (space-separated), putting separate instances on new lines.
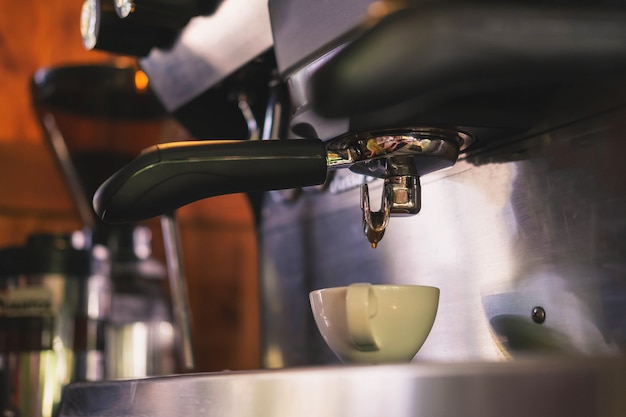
xmin=309 ymin=283 xmax=439 ymax=364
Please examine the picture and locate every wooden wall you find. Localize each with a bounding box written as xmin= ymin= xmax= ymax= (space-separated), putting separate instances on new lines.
xmin=0 ymin=0 xmax=260 ymax=372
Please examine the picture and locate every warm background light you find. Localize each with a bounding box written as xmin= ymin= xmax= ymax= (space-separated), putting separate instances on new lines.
xmin=0 ymin=0 xmax=260 ymax=372
xmin=134 ymin=69 xmax=150 ymax=92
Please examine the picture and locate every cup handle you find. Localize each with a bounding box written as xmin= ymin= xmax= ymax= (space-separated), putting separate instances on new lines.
xmin=346 ymin=283 xmax=379 ymax=350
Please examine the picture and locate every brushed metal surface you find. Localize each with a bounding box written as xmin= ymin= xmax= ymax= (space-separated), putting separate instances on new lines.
xmin=57 ymin=358 xmax=626 ymax=417
xmin=139 ymin=0 xmax=273 ymax=112
xmin=260 ymin=106 xmax=626 ymax=367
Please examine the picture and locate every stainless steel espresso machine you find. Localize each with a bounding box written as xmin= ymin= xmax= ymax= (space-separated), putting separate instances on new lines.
xmin=58 ymin=0 xmax=626 ymax=416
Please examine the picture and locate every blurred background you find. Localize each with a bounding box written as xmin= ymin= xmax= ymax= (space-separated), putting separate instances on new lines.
xmin=0 ymin=0 xmax=260 ymax=373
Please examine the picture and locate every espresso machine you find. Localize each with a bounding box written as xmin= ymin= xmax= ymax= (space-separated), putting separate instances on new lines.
xmin=57 ymin=0 xmax=626 ymax=416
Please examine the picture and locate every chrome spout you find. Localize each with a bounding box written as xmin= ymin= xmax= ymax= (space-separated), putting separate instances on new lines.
xmin=326 ymin=127 xmax=471 ymax=247
xmin=360 ymin=183 xmax=390 ymax=249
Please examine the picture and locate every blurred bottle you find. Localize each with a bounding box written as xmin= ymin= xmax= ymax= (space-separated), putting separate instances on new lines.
xmin=0 ymin=231 xmax=110 ymax=417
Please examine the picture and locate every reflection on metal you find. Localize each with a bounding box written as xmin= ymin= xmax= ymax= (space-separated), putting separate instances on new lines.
xmin=325 ymin=128 xmax=471 ymax=174
xmin=360 ymin=160 xmax=422 ymax=248
xmin=325 ymin=128 xmax=471 ymax=245
xmin=160 ymin=212 xmax=195 ymax=371
xmin=58 ymin=358 xmax=626 ymax=417
xmin=260 ymin=107 xmax=626 ymax=366
xmin=105 ymin=322 xmax=175 ymax=379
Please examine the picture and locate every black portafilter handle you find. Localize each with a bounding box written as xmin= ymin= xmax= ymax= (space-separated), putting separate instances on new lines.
xmin=93 ymin=139 xmax=328 ymax=223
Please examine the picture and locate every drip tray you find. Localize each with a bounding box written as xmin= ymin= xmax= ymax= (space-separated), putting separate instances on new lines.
xmin=59 ymin=357 xmax=625 ymax=417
